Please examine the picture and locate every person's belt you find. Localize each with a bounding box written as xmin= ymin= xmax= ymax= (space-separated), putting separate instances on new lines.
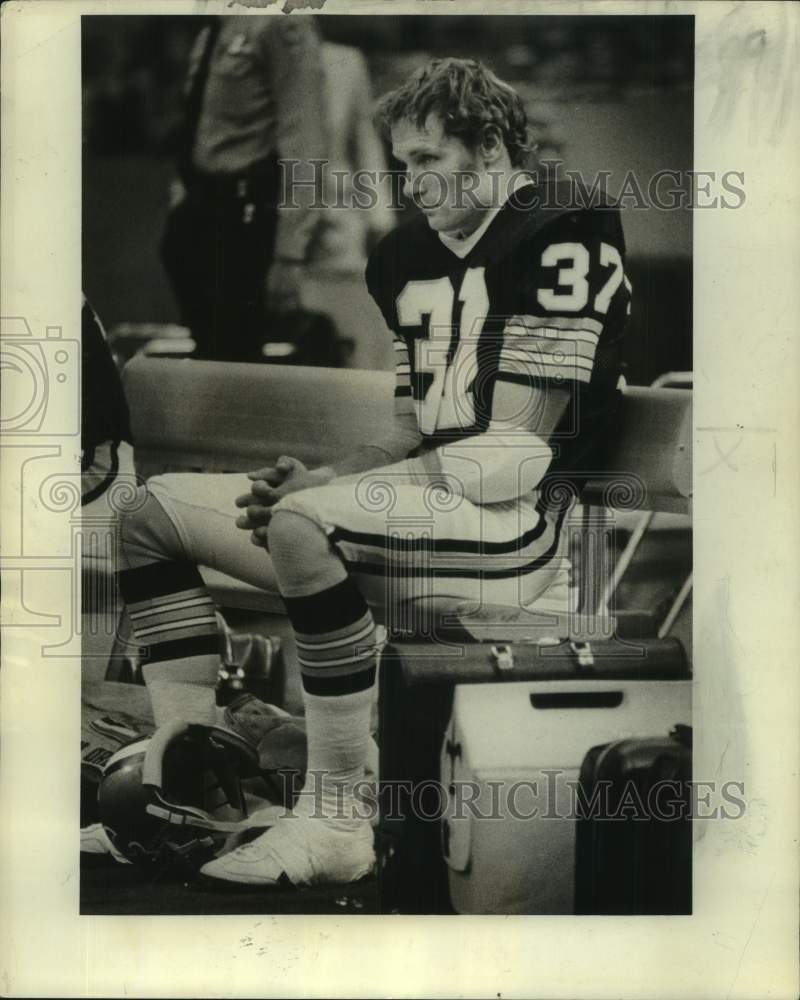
xmin=184 ymin=156 xmax=280 ymax=202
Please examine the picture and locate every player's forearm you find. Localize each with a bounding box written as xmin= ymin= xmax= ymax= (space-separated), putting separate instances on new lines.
xmin=319 ymin=444 xmax=401 ymax=480
xmin=327 ymin=427 xmax=553 ymax=505
xmin=314 ymin=419 xmax=423 ymax=481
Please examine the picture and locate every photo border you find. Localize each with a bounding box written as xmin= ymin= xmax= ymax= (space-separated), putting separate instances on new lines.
xmin=1 ymin=1 xmax=798 ymax=997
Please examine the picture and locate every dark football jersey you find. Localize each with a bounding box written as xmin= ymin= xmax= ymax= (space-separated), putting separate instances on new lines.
xmin=365 ymin=181 xmax=632 ymax=480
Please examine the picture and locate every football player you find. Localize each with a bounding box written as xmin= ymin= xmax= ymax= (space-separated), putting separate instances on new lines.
xmin=117 ymin=58 xmax=631 ymax=889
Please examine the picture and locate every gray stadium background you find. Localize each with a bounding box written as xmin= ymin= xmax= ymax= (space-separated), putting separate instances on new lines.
xmin=82 ymin=14 xmax=693 ymax=384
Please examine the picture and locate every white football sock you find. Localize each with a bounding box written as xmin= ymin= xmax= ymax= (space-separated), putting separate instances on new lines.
xmin=292 ymin=685 xmax=375 ymax=831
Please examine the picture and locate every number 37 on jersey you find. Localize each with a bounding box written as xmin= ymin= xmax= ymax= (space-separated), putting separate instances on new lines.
xmin=393 ymin=238 xmax=633 ymax=435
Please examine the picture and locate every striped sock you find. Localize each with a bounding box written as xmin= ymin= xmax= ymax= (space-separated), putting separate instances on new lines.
xmin=117 ymin=561 xmax=220 ymax=726
xmin=283 ymin=578 xmax=377 ymax=697
xmin=283 ymin=577 xmax=377 ymax=827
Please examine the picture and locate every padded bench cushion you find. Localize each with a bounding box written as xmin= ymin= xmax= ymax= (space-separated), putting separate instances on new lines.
xmin=124 ymin=358 xmax=395 ymax=478
xmin=124 ymin=357 xmax=691 ymax=512
xmin=584 ymin=386 xmax=691 ymax=512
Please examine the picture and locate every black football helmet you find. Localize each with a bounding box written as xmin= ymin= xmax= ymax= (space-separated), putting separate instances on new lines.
xmin=97 ymin=721 xmax=264 ymax=869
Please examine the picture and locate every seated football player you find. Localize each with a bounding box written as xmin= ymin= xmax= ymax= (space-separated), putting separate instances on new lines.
xmin=116 ymin=57 xmax=631 ymax=888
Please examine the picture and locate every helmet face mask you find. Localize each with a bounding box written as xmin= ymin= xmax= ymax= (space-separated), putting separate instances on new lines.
xmin=97 ymin=723 xmax=263 ymax=870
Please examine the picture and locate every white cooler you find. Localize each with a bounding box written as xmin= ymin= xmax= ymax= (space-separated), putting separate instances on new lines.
xmin=440 ymin=678 xmax=691 ymax=914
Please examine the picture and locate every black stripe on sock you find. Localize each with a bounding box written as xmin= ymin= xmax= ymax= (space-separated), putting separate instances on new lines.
xmin=118 ymin=561 xmax=207 ymax=604
xmin=141 ymin=634 xmax=220 ymax=665
xmin=282 ymin=576 xmax=368 ymax=635
xmin=301 ymin=663 xmax=376 ymax=697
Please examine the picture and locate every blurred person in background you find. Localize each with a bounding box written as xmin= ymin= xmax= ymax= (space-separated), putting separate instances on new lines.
xmin=160 ymin=15 xmax=329 ymax=362
xmin=309 ymin=41 xmax=395 ymax=272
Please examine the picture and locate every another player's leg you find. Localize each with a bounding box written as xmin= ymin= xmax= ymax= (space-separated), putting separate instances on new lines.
xmin=116 ymin=473 xmax=282 ymax=726
xmin=199 ymin=507 xmax=377 ymax=888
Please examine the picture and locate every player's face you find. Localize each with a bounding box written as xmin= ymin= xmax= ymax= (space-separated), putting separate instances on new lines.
xmin=391 ymin=113 xmax=497 ymax=238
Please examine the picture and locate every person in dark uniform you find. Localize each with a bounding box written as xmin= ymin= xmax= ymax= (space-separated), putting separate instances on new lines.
xmin=161 ymin=16 xmax=329 ymax=362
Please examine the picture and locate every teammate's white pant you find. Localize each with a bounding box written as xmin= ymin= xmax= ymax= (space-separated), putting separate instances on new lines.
xmin=144 ymin=473 xmax=282 ymax=595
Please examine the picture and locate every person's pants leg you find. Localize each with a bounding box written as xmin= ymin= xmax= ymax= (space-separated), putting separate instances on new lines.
xmin=160 ymin=194 xmax=216 ymax=360
xmin=212 ymin=194 xmax=277 ymax=363
xmin=161 ymin=188 xmax=277 ymax=363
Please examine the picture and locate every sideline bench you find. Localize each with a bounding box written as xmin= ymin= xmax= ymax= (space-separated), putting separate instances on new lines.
xmin=125 ymin=358 xmax=691 ymax=506
xmin=122 ymin=357 xmax=692 ymax=628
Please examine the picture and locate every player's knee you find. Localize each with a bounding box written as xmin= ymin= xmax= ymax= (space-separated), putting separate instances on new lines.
xmin=267 ymin=508 xmax=332 ymax=585
xmin=267 ymin=508 xmax=321 ymax=560
xmin=119 ymin=487 xmax=184 ymax=568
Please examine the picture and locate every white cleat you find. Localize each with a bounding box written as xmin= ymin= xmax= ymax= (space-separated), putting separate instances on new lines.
xmin=198 ymin=816 xmax=375 ymax=890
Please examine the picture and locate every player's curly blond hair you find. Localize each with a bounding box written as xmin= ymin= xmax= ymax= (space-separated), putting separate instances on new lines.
xmin=376 ymin=58 xmax=535 ymax=168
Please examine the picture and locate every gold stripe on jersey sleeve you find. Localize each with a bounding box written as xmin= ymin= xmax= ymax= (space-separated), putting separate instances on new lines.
xmin=505 ymin=314 xmax=603 ymax=337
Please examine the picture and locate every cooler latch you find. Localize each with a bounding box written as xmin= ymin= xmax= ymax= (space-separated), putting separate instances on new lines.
xmin=490 ymin=643 xmax=515 ymax=674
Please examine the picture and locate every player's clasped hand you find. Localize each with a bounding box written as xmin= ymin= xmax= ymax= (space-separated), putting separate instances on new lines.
xmin=235 ymin=456 xmax=332 ymax=548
